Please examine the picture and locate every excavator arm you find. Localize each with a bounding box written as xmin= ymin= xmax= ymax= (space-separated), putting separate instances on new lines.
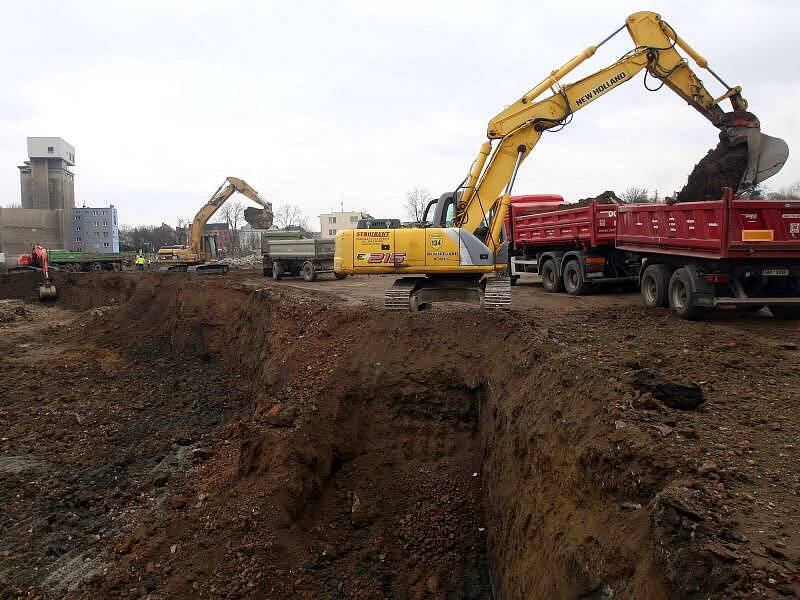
xmin=454 ymin=11 xmax=788 ymax=252
xmin=189 ymin=177 xmax=273 ymax=256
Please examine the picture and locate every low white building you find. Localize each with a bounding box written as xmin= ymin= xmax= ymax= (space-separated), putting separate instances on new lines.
xmin=319 ymin=211 xmax=371 ymax=239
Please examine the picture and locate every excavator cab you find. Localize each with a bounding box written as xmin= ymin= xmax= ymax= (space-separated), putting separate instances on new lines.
xmin=422 ymin=192 xmax=459 ymax=228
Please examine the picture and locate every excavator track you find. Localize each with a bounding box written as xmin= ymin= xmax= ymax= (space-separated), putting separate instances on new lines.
xmin=483 ymin=275 xmax=512 ymax=311
xmin=384 ymin=277 xmax=421 ymax=311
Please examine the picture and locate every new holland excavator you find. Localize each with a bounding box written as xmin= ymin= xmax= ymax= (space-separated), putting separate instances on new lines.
xmin=156 ymin=177 xmax=273 ymax=273
xmin=333 ymin=10 xmax=789 ymax=311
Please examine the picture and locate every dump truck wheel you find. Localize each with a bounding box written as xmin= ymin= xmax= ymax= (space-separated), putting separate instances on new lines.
xmin=669 ymin=268 xmax=705 ymax=320
xmin=540 ymin=260 xmax=562 ymax=293
xmin=563 ymin=260 xmax=588 ymax=296
xmin=301 ymin=262 xmax=317 ymax=282
xmin=91 ymin=262 xmax=103 ymax=272
xmin=769 ymin=305 xmax=800 ymax=320
xmin=641 ymin=264 xmax=671 ymax=308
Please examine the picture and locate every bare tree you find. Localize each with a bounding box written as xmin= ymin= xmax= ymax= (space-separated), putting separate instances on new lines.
xmin=620 ymin=186 xmax=649 ymax=204
xmin=404 ymin=187 xmax=432 ymax=223
xmin=767 ymin=181 xmax=800 ymax=200
xmin=219 ymin=201 xmax=245 ymax=249
xmin=273 ymin=204 xmax=309 ymax=230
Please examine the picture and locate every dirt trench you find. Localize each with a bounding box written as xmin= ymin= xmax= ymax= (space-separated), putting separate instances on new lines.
xmin=2 ymin=272 xmax=799 ymax=599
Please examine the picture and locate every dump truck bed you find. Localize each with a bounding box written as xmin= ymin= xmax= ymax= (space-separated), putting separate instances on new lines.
xmin=265 ymin=239 xmax=335 ymax=260
xmin=615 ymin=193 xmax=800 ymax=259
xmin=48 ymin=251 xmax=125 ymax=263
xmin=510 ymin=200 xmax=618 ymax=248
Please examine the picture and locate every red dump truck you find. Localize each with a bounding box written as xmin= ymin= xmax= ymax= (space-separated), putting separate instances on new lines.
xmin=507 ymin=191 xmax=800 ymax=319
xmin=508 ymin=195 xmax=641 ymax=294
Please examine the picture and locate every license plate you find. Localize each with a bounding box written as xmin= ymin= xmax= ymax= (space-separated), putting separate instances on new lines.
xmin=762 ymin=268 xmax=790 ymax=276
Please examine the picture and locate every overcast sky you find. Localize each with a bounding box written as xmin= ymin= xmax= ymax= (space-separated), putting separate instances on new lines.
xmin=1 ymin=0 xmax=798 ymax=229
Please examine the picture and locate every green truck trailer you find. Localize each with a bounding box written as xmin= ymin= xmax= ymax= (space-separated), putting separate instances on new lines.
xmin=48 ymin=250 xmax=125 ymax=272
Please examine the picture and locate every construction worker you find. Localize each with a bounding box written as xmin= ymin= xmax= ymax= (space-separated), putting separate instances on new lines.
xmin=135 ymin=254 xmax=146 ymax=271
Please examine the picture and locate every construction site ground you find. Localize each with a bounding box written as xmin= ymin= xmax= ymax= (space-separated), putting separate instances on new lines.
xmin=1 ymin=268 xmax=799 ymax=599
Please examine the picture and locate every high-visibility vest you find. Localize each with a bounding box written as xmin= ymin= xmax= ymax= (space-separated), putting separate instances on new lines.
xmin=135 ymin=257 xmax=145 ymax=264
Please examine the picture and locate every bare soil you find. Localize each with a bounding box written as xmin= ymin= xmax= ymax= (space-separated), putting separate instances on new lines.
xmin=676 ymin=140 xmax=749 ymax=202
xmin=1 ymin=270 xmax=798 ymax=599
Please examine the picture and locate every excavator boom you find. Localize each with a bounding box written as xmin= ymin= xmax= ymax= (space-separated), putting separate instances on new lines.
xmin=455 ymin=11 xmax=787 ymax=238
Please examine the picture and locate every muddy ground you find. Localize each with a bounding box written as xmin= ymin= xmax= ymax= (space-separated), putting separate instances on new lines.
xmin=1 ymin=269 xmax=799 ymax=599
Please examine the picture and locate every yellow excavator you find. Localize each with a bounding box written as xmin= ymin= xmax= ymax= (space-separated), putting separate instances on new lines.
xmin=156 ymin=177 xmax=273 ymax=273
xmin=334 ymin=10 xmax=788 ymax=310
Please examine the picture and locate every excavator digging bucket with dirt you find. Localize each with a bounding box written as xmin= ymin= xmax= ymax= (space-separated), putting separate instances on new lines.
xmin=724 ymin=112 xmax=789 ymax=189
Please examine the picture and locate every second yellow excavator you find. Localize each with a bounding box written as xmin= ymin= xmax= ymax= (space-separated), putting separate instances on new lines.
xmin=156 ymin=177 xmax=273 ymax=273
xmin=333 ymin=10 xmax=788 ymax=310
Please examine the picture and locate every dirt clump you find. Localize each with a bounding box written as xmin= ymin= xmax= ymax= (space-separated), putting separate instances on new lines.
xmin=675 ymin=139 xmax=748 ymax=203
xmin=244 ymin=206 xmax=273 ymax=229
xmin=0 ymin=299 xmax=30 ymax=323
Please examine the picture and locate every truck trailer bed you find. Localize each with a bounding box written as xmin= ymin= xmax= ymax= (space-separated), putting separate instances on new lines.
xmin=615 ymin=192 xmax=800 ymax=259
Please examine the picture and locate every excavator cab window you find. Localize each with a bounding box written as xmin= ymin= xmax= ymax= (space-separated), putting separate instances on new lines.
xmin=425 ymin=192 xmax=458 ymax=228
xmin=443 ymin=200 xmax=456 ymax=227
xmin=421 ymin=198 xmax=438 ymax=226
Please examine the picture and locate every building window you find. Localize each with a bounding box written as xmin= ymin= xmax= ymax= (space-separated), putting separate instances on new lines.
xmin=104 ymin=242 xmax=110 ymax=247
xmin=47 ymin=146 xmax=54 ymax=154
xmin=328 ymin=229 xmax=336 ymax=236
xmin=95 ymin=232 xmax=100 ymax=237
xmin=350 ymin=216 xmax=358 ymax=223
xmin=94 ymin=221 xmax=99 ymax=226
xmin=103 ymin=231 xmax=108 ymax=237
xmin=76 ymin=237 xmax=81 ymax=242
xmin=328 ymin=217 xmax=336 ymax=224
xmin=76 ymin=226 xmax=81 ymax=231
xmin=103 ymin=221 xmax=108 ymax=226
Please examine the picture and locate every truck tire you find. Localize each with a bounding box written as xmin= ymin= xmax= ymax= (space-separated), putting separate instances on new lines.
xmin=334 ymin=272 xmax=348 ymax=280
xmin=540 ymin=260 xmax=562 ymax=293
xmin=91 ymin=262 xmax=103 ymax=272
xmin=272 ymin=261 xmax=282 ymax=281
xmin=640 ymin=264 xmax=671 ymax=308
xmin=769 ymin=305 xmax=800 ymax=320
xmin=668 ymin=268 xmax=705 ymax=320
xmin=563 ymin=260 xmax=588 ymax=296
xmin=301 ymin=261 xmax=317 ymax=282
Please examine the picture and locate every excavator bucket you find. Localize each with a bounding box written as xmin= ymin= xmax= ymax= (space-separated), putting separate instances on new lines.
xmin=747 ymin=131 xmax=789 ymax=185
xmin=38 ymin=284 xmax=57 ymax=301
xmin=723 ymin=113 xmax=789 ymax=189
